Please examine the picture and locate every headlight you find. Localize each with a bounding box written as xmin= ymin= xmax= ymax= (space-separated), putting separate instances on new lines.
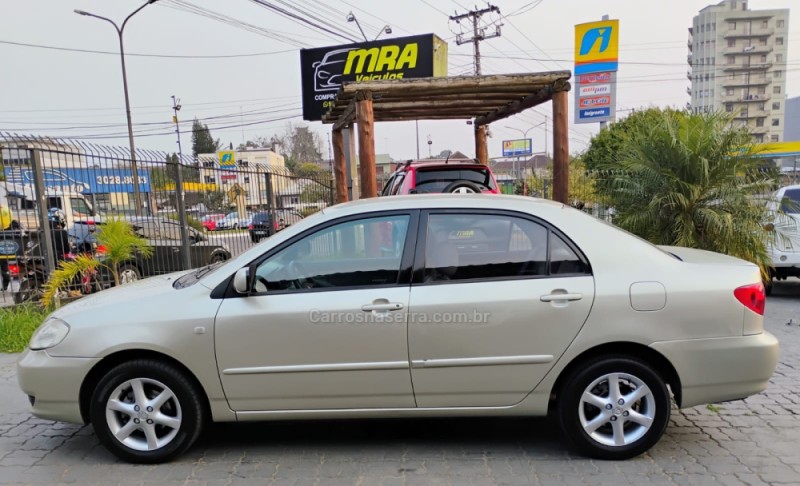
xmin=29 ymin=319 xmax=70 ymax=351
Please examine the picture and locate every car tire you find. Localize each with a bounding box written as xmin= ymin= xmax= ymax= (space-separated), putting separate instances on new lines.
xmin=443 ymin=180 xmax=483 ymax=194
xmin=89 ymin=359 xmax=205 ymax=464
xmin=250 ymin=234 xmax=260 ymax=243
xmin=119 ymin=264 xmax=141 ymax=285
xmin=556 ymin=356 xmax=670 ymax=460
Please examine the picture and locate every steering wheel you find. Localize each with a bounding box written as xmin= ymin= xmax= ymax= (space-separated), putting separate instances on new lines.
xmin=287 ymin=260 xmax=314 ymax=289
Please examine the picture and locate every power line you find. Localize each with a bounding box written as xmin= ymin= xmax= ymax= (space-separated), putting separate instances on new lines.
xmin=247 ymin=0 xmax=358 ymax=43
xmin=0 ymin=39 xmax=296 ymax=59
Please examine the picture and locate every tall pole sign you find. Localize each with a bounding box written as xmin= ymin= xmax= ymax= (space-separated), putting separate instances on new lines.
xmin=574 ymin=19 xmax=619 ymax=126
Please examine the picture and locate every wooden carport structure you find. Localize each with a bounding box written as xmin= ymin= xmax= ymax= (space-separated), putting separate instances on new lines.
xmin=321 ymin=71 xmax=572 ymax=204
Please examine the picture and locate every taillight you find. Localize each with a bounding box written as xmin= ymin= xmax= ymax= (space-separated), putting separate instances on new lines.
xmin=96 ymin=245 xmax=108 ymax=255
xmin=274 ymin=221 xmax=279 ymax=230
xmin=248 ymin=224 xmax=254 ymax=230
xmin=9 ymin=264 xmax=19 ymax=276
xmin=734 ymin=283 xmax=765 ymax=316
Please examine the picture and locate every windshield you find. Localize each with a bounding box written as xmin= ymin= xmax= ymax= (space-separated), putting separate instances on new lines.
xmin=780 ymin=189 xmax=800 ymax=214
xmin=414 ymin=168 xmax=496 ymax=193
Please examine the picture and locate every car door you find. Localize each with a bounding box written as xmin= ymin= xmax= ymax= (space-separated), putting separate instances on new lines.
xmin=214 ymin=211 xmax=418 ymax=411
xmin=134 ymin=220 xmax=175 ymax=275
xmin=407 ymin=210 xmax=595 ymax=408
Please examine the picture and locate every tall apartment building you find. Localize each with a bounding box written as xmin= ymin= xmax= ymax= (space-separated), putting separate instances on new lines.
xmin=688 ymin=0 xmax=790 ymax=143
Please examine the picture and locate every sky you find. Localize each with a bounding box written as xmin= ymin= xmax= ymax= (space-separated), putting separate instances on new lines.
xmin=1 ymin=0 xmax=797 ymax=161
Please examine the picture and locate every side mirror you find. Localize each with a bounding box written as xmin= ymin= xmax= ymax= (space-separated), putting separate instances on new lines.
xmin=233 ymin=267 xmax=251 ymax=294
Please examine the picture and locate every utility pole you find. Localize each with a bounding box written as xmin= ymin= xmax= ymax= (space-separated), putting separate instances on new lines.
xmin=450 ymin=4 xmax=501 ymax=75
xmin=171 ymin=95 xmax=191 ymax=271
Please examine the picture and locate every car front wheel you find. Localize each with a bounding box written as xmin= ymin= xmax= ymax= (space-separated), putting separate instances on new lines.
xmin=557 ymin=357 xmax=670 ymax=460
xmin=89 ymin=360 xmax=205 ymax=463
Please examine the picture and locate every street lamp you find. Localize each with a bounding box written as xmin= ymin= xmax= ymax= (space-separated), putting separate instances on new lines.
xmin=346 ymin=11 xmax=368 ymax=42
xmin=74 ymin=0 xmax=159 ymax=216
xmin=375 ymin=25 xmax=392 ymax=40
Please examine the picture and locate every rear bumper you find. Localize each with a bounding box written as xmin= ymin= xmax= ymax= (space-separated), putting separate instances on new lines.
xmin=650 ymin=332 xmax=779 ymax=408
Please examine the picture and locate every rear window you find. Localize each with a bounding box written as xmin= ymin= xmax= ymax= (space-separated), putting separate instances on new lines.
xmin=253 ymin=213 xmax=271 ymax=222
xmin=414 ymin=168 xmax=496 ymax=193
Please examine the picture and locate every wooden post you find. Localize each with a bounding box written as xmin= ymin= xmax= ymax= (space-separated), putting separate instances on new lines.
xmin=356 ymin=94 xmax=377 ymax=199
xmin=332 ymin=129 xmax=348 ymax=204
xmin=552 ymin=89 xmax=569 ymax=204
xmin=475 ymin=125 xmax=488 ymax=165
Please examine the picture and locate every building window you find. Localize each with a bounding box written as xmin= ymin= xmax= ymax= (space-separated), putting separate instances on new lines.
xmin=726 ymin=88 xmax=734 ymax=96
xmin=760 ymin=54 xmax=767 ymax=62
xmin=774 ymin=86 xmax=781 ymax=94
xmin=727 ymin=56 xmax=736 ymax=65
xmin=244 ymin=176 xmax=250 ymax=183
xmin=202 ymin=161 xmax=214 ymax=168
xmin=741 ymin=109 xmax=749 ymax=117
xmin=754 ymin=134 xmax=764 ymax=143
xmin=756 ymin=118 xmax=764 ymax=127
xmin=777 ymin=20 xmax=785 ymax=28
xmin=726 ymin=103 xmax=734 ymax=112
xmin=761 ymin=20 xmax=768 ymax=28
xmin=759 ymin=38 xmax=767 ymax=46
xmin=204 ymin=176 xmax=215 ymax=183
xmin=758 ymin=103 xmax=765 ymax=111
xmin=771 ymin=135 xmax=780 ymax=142
xmin=728 ymin=39 xmax=736 ymax=47
xmin=772 ymin=118 xmax=780 ymax=126
xmin=729 ymin=21 xmax=736 ymax=30
xmin=776 ymin=37 xmax=784 ymax=46
xmin=774 ymin=70 xmax=782 ymax=78
xmin=772 ymin=102 xmax=780 ymax=110
xmin=239 ymin=159 xmax=249 ymax=167
xmin=758 ymin=86 xmax=766 ymax=94
xmin=776 ymin=54 xmax=784 ymax=62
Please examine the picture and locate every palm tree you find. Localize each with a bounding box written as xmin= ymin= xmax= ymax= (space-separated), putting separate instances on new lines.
xmin=605 ymin=110 xmax=777 ymax=275
xmin=42 ymin=218 xmax=152 ymax=308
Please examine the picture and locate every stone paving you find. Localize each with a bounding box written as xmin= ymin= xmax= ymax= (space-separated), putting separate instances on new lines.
xmin=1 ymin=283 xmax=799 ymax=485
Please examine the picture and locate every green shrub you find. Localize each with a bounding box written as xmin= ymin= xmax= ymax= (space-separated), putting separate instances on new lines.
xmin=0 ymin=304 xmax=48 ymax=353
xmin=166 ymin=214 xmax=204 ymax=232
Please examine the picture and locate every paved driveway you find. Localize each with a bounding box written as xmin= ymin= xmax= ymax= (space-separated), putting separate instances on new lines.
xmin=1 ymin=285 xmax=799 ymax=485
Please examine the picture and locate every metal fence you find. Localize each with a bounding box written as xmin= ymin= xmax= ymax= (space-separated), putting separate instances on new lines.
xmin=0 ymin=133 xmax=334 ymax=306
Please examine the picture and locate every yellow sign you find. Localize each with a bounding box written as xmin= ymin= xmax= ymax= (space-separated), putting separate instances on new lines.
xmin=574 ymin=19 xmax=619 ymax=75
xmin=164 ymin=182 xmax=218 ymax=192
xmin=754 ymin=141 xmax=800 ymax=158
xmin=218 ymin=151 xmax=236 ymax=168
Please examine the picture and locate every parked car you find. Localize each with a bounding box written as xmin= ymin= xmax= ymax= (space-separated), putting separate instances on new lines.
xmin=765 ymin=184 xmax=800 ymax=293
xmin=18 ymin=195 xmax=777 ymax=463
xmin=248 ymin=209 xmax=304 ymax=243
xmin=381 ymin=160 xmax=499 ymax=196
xmin=200 ymin=214 xmax=225 ymax=232
xmin=67 ymin=217 xmax=231 ymax=283
xmin=214 ymin=212 xmax=249 ymax=231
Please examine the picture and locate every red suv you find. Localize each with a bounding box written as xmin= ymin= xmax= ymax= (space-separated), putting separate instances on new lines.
xmin=380 ymin=160 xmax=499 ymax=196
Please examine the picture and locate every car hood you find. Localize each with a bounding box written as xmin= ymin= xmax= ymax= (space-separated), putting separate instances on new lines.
xmin=52 ymin=271 xmax=191 ymax=320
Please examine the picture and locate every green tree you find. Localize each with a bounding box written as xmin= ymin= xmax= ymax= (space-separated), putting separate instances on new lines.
xmin=295 ymin=162 xmax=325 ymax=178
xmin=42 ymin=219 xmax=153 ymax=307
xmin=152 ymin=154 xmax=201 ymax=190
xmin=582 ymin=108 xmax=666 ymax=172
xmin=603 ymin=110 xmax=775 ymax=273
xmin=191 ymin=119 xmax=221 ymax=157
xmin=300 ymin=180 xmax=331 ymax=204
xmin=202 ymin=191 xmax=230 ymax=213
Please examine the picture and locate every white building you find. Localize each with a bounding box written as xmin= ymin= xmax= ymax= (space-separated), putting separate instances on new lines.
xmin=688 ymin=0 xmax=790 ymax=143
xmin=197 ymin=148 xmax=286 ymax=209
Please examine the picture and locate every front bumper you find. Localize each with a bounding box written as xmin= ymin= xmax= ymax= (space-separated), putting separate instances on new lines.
xmin=16 ymin=349 xmax=100 ymax=424
xmin=650 ymin=332 xmax=779 ymax=408
xmin=768 ymin=247 xmax=800 ymax=268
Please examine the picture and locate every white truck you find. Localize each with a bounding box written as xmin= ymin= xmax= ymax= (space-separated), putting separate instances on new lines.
xmin=765 ymin=184 xmax=800 ymax=293
xmin=0 ymin=183 xmax=99 ymax=230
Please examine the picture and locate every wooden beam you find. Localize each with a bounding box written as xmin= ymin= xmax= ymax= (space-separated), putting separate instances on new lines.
xmin=356 ymin=98 xmax=377 ymax=199
xmin=377 ymin=93 xmax=526 ymax=102
xmin=475 ymin=85 xmax=555 ymax=126
xmin=331 ymin=128 xmax=348 ymax=204
xmin=475 ymin=125 xmax=488 ymax=165
xmin=328 ymin=100 xmax=357 ymax=130
xmin=340 ymin=72 xmax=571 ymax=95
xmin=552 ymin=89 xmax=569 ymax=205
xmin=374 ymin=115 xmax=472 ymax=122
xmin=373 ymin=100 xmax=504 ymax=111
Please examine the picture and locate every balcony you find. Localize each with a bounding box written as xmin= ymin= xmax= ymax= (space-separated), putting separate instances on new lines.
xmin=722 ymin=77 xmax=770 ymax=87
xmin=687 ymin=54 xmax=693 ymax=65
xmin=722 ymin=45 xmax=773 ymax=56
xmin=687 ymin=70 xmax=693 ymax=80
xmin=733 ymin=110 xmax=768 ymax=120
xmin=687 ymin=86 xmax=692 ymax=96
xmin=723 ymin=62 xmax=772 ymax=72
xmin=750 ymin=126 xmax=769 ymax=135
xmin=721 ymin=93 xmax=770 ymax=103
xmin=724 ymin=27 xmax=774 ymax=38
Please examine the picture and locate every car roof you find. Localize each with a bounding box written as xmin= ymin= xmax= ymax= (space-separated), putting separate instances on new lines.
xmin=321 ymin=194 xmax=564 ymax=218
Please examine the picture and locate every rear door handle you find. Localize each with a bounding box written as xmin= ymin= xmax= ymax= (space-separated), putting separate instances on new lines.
xmin=540 ymin=293 xmax=583 ymax=302
xmin=361 ymin=302 xmax=404 ymax=312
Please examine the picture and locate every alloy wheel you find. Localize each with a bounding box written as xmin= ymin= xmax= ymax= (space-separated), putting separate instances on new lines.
xmin=105 ymin=377 xmax=183 ymax=452
xmin=578 ymin=372 xmax=656 ymax=447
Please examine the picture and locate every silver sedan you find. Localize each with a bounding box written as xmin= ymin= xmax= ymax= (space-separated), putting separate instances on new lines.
xmin=17 ymin=194 xmax=778 ymax=463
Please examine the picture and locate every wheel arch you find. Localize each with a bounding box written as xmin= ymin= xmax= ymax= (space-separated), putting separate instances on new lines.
xmin=78 ymin=349 xmax=211 ymax=425
xmin=548 ymin=341 xmax=683 ymax=413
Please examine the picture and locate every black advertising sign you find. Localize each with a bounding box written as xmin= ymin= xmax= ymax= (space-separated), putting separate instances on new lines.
xmin=300 ymin=34 xmax=448 ymax=121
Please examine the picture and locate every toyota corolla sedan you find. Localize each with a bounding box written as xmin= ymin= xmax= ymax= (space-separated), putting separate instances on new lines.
xmin=17 ymin=195 xmax=778 ymax=463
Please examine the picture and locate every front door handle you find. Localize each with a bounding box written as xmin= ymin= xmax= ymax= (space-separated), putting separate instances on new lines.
xmin=361 ymin=302 xmax=404 ymax=312
xmin=540 ymin=293 xmax=583 ymax=302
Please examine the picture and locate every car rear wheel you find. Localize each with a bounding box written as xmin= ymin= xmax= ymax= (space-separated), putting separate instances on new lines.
xmin=557 ymin=357 xmax=670 ymax=460
xmin=89 ymin=360 xmax=205 ymax=464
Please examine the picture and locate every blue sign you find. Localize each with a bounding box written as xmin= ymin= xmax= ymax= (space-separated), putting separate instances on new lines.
xmin=578 ymin=107 xmax=611 ymax=121
xmin=3 ymin=167 xmax=151 ymax=194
